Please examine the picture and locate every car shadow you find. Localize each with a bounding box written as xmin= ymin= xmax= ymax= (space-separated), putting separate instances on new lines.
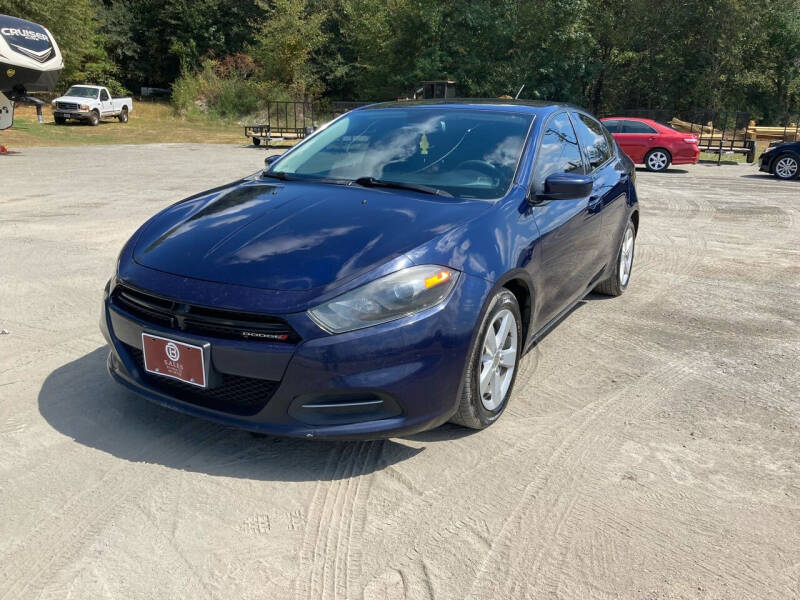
xmin=634 ymin=167 xmax=689 ymax=174
xmin=38 ymin=347 xmax=423 ymax=482
xmin=48 ymin=120 xmax=117 ymax=127
xmin=739 ymin=174 xmax=795 ymax=181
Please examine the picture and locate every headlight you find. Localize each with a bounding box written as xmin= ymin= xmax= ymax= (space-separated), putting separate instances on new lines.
xmin=308 ymin=265 xmax=459 ymax=333
xmin=80 ymin=104 xmax=90 ymax=111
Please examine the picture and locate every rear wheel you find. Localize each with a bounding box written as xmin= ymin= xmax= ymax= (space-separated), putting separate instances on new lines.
xmin=450 ymin=290 xmax=522 ymax=430
xmin=644 ymin=148 xmax=671 ymax=172
xmin=252 ymin=137 xmax=262 ymax=146
xmin=773 ymin=153 xmax=799 ymax=180
xmin=88 ymin=110 xmax=100 ymax=126
xmin=118 ymin=107 xmax=128 ymax=123
xmin=596 ymin=218 xmax=636 ymax=297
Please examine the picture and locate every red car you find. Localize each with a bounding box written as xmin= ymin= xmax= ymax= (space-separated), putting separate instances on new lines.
xmin=601 ymin=117 xmax=700 ymax=172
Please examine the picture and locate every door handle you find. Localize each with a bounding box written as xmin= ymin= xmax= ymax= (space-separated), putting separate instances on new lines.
xmin=587 ymin=195 xmax=602 ymax=209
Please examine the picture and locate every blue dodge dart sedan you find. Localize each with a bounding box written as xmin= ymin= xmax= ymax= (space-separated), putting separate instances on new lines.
xmin=101 ymin=100 xmax=639 ymax=439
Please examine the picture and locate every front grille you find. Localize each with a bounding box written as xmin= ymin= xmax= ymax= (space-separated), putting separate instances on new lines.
xmin=112 ymin=283 xmax=300 ymax=343
xmin=56 ymin=101 xmax=79 ymax=110
xmin=126 ymin=346 xmax=279 ymax=415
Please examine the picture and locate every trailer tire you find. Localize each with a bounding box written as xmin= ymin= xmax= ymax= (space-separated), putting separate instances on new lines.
xmin=745 ymin=141 xmax=756 ymax=163
xmin=252 ymin=137 xmax=261 ymax=146
xmin=118 ymin=107 xmax=128 ymax=123
xmin=88 ymin=110 xmax=100 ymax=126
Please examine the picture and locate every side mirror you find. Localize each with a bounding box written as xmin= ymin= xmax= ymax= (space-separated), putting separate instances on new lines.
xmin=534 ymin=172 xmax=593 ymax=202
xmin=264 ymin=153 xmax=283 ymax=167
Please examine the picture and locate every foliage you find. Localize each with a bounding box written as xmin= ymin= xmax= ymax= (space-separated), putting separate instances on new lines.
xmin=2 ymin=0 xmax=799 ymax=121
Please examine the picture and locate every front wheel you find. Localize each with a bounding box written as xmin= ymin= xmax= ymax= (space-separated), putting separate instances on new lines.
xmin=88 ymin=111 xmax=100 ymax=126
xmin=54 ymin=116 xmax=66 ymax=125
xmin=596 ymin=218 xmax=636 ymax=297
xmin=118 ymin=107 xmax=128 ymax=123
xmin=450 ymin=290 xmax=522 ymax=430
xmin=644 ymin=148 xmax=671 ymax=172
xmin=773 ymin=154 xmax=799 ymax=180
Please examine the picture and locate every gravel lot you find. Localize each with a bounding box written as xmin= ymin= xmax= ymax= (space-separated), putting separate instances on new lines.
xmin=1 ymin=144 xmax=799 ymax=599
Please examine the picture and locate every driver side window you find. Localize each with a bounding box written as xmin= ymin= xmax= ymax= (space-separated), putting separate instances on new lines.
xmin=100 ymin=90 xmax=109 ymax=101
xmin=532 ymin=112 xmax=586 ymax=196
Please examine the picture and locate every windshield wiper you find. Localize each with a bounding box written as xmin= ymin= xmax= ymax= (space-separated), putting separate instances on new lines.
xmin=260 ymin=171 xmax=294 ymax=181
xmin=352 ymin=177 xmax=453 ymax=197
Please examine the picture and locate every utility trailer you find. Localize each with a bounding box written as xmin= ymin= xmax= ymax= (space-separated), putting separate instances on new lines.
xmin=245 ymin=100 xmax=371 ymax=147
xmin=681 ymin=110 xmax=756 ymax=163
xmin=245 ymin=100 xmax=317 ymax=147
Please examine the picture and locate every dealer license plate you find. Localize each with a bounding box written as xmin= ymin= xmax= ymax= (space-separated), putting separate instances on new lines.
xmin=141 ymin=333 xmax=207 ymax=388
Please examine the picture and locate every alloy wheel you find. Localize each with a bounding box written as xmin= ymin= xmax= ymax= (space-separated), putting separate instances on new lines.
xmin=647 ymin=151 xmax=668 ymax=171
xmin=479 ymin=309 xmax=518 ymax=411
xmin=775 ymin=156 xmax=798 ymax=179
xmin=619 ymin=225 xmax=635 ymax=286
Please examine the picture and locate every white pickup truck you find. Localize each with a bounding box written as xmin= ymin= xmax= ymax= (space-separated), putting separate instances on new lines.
xmin=52 ymin=85 xmax=132 ymax=126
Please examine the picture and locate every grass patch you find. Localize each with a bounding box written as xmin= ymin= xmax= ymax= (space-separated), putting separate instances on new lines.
xmin=1 ymin=101 xmax=249 ymax=148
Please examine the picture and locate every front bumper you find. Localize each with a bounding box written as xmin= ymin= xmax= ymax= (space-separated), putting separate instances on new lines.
xmin=53 ymin=110 xmax=91 ymax=120
xmin=759 ymin=153 xmax=774 ymax=173
xmin=100 ymin=272 xmax=491 ymax=440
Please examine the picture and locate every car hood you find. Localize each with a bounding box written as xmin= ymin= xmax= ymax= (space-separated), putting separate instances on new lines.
xmin=54 ymin=95 xmax=97 ymax=103
xmin=133 ymin=180 xmax=490 ymax=292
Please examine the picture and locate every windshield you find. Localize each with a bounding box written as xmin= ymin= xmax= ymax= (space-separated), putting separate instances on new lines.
xmin=65 ymin=86 xmax=100 ymax=99
xmin=270 ymin=108 xmax=534 ymax=199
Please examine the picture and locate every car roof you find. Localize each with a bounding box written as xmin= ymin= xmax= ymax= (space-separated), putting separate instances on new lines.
xmin=601 ymin=116 xmax=660 ymax=125
xmin=601 ymin=116 xmax=676 ymax=132
xmin=355 ymin=98 xmax=586 ymax=117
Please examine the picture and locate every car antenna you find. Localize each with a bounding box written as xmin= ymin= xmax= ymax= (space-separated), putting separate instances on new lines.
xmin=514 ymin=85 xmax=525 ymax=100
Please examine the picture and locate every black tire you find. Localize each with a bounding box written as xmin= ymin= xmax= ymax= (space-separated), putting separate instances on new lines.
xmin=88 ymin=110 xmax=100 ymax=126
xmin=745 ymin=141 xmax=756 ymax=163
xmin=118 ymin=107 xmax=128 ymax=123
xmin=772 ymin=153 xmax=799 ymax=180
xmin=252 ymin=137 xmax=261 ymax=146
xmin=450 ymin=289 xmax=522 ymax=430
xmin=644 ymin=148 xmax=671 ymax=172
xmin=596 ymin=218 xmax=636 ymax=297
xmin=54 ymin=116 xmax=66 ymax=125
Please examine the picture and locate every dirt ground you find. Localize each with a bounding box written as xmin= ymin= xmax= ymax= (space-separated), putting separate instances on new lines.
xmin=1 ymin=145 xmax=798 ymax=600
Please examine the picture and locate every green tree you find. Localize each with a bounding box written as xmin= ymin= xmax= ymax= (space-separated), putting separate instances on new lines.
xmin=250 ymin=0 xmax=328 ymax=97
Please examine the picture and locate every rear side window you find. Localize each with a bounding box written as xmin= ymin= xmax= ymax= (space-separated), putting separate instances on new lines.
xmin=603 ymin=120 xmax=620 ymax=133
xmin=532 ymin=112 xmax=586 ymax=195
xmin=622 ymin=120 xmax=657 ymax=134
xmin=572 ymin=112 xmax=612 ymax=170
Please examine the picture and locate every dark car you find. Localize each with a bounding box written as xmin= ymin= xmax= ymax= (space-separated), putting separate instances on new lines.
xmin=759 ymin=141 xmax=800 ymax=180
xmin=101 ymin=100 xmax=639 ymax=439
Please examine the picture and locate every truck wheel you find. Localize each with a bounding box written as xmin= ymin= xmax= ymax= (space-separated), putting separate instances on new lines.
xmin=88 ymin=110 xmax=100 ymax=126
xmin=118 ymin=107 xmax=128 ymax=123
xmin=252 ymin=137 xmax=261 ymax=146
xmin=54 ymin=116 xmax=66 ymax=125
